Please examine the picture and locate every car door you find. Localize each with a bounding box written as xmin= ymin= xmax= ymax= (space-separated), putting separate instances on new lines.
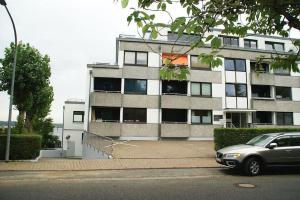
xmin=263 ymin=136 xmax=293 ymax=164
xmin=290 ymin=135 xmax=300 ymax=163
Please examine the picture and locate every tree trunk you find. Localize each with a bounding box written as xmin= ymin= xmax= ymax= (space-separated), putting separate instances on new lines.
xmin=25 ymin=115 xmax=33 ymax=133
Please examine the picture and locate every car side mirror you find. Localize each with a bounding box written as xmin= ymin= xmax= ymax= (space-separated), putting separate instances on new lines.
xmin=269 ymin=143 xmax=278 ymax=149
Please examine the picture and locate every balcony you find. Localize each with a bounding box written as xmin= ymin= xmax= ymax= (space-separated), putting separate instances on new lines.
xmin=123 ymin=94 xmax=159 ymax=108
xmin=161 ymin=123 xmax=190 ymax=138
xmin=161 ymin=95 xmax=189 ymax=109
xmin=251 ymin=72 xmax=300 ymax=87
xmin=121 ymin=123 xmax=159 ymax=137
xmin=252 ymin=99 xmax=300 ymax=112
xmin=90 ymin=92 xmax=122 ymax=107
xmin=89 ymin=122 xmax=121 ymax=137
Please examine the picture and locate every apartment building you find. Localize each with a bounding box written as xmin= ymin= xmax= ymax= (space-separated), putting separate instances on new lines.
xmin=84 ymin=29 xmax=300 ymax=140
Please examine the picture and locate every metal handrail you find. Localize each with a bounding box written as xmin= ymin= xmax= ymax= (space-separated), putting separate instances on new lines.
xmin=83 ymin=131 xmax=114 ymax=157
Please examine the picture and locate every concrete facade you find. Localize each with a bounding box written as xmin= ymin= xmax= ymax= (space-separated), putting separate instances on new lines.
xmin=85 ymin=29 xmax=300 ymax=140
xmin=63 ymin=100 xmax=85 ymax=157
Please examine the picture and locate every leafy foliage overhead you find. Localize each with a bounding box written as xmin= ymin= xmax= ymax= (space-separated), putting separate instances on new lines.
xmin=120 ymin=0 xmax=300 ymax=80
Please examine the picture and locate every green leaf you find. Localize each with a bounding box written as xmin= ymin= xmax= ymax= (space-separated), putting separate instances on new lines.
xmin=142 ymin=24 xmax=151 ymax=36
xmin=211 ymin=37 xmax=221 ymax=49
xmin=121 ymin=0 xmax=129 ymax=8
xmin=151 ymin=28 xmax=158 ymax=39
xmin=161 ymin=3 xmax=166 ymax=11
xmin=205 ymin=35 xmax=214 ymax=42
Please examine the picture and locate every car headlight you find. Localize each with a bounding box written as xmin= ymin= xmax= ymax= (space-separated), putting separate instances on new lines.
xmin=223 ymin=153 xmax=241 ymax=159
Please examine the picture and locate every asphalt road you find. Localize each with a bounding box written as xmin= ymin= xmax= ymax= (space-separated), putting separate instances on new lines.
xmin=0 ymin=167 xmax=300 ymax=200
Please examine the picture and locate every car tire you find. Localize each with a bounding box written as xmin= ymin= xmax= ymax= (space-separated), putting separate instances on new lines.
xmin=243 ymin=157 xmax=262 ymax=176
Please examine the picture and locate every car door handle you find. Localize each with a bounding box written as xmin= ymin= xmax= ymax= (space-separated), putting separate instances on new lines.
xmin=285 ymin=149 xmax=293 ymax=152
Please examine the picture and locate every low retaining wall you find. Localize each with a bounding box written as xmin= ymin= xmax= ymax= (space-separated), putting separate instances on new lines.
xmin=40 ymin=149 xmax=66 ymax=158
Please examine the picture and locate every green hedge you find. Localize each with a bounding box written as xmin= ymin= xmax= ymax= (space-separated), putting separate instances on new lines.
xmin=214 ymin=128 xmax=300 ymax=150
xmin=0 ymin=134 xmax=42 ymax=160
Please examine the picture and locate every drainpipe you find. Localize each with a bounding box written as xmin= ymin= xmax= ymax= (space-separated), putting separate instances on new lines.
xmin=61 ymin=105 xmax=65 ymax=157
xmin=87 ymin=70 xmax=92 ymax=132
xmin=158 ymin=44 xmax=162 ymax=140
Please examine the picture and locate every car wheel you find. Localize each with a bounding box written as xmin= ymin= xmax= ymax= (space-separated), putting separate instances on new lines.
xmin=243 ymin=157 xmax=261 ymax=176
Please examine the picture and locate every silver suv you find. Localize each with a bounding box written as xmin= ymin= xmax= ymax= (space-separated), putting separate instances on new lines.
xmin=216 ymin=132 xmax=300 ymax=176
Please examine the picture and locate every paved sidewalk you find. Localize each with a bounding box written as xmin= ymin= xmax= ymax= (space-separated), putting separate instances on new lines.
xmin=0 ymin=158 xmax=219 ymax=171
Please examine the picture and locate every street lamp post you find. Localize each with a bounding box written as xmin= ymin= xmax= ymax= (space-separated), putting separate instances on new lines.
xmin=0 ymin=0 xmax=18 ymax=162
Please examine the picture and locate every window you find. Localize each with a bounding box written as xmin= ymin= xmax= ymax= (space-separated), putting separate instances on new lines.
xmin=253 ymin=111 xmax=272 ymax=124
xmin=94 ymin=107 xmax=120 ymax=122
xmin=124 ymin=79 xmax=147 ymax=94
xmin=191 ymin=110 xmax=212 ymax=124
xmin=191 ymin=82 xmax=212 ymax=97
xmin=222 ymin=36 xmax=239 ymax=47
xmin=244 ymin=39 xmax=257 ymax=49
xmin=276 ymin=112 xmax=293 ymax=125
xmin=73 ymin=111 xmax=84 ymax=123
xmin=124 ymin=51 xmax=148 ymax=66
xmin=162 ymin=80 xmax=187 ymax=95
xmin=162 ymin=53 xmax=188 ymax=66
xmin=265 ymin=41 xmax=284 ymax=51
xmin=162 ymin=109 xmax=187 ymax=123
xmin=272 ymin=136 xmax=291 ymax=147
xmin=226 ymin=84 xmax=247 ymax=97
xmin=168 ymin=32 xmax=201 ymax=43
xmin=225 ymin=58 xmax=246 ymax=71
xmin=123 ymin=108 xmax=147 ymax=123
xmin=275 ymin=87 xmax=291 ymax=100
xmin=273 ymin=67 xmax=290 ymax=75
xmin=252 ymin=85 xmax=271 ymax=98
xmin=250 ymin=62 xmax=269 ymax=73
xmin=214 ymin=115 xmax=223 ymax=121
xmin=190 ymin=55 xmax=210 ymax=70
xmin=94 ymin=78 xmax=121 ymax=92
xmin=290 ymin=136 xmax=300 ymax=147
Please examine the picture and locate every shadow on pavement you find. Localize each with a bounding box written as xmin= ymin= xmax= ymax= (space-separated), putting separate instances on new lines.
xmin=218 ymin=166 xmax=300 ymax=176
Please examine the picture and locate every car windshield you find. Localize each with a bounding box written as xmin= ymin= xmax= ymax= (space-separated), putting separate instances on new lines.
xmin=246 ymin=135 xmax=275 ymax=147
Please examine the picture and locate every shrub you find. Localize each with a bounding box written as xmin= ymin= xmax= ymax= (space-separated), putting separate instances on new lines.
xmin=42 ymin=134 xmax=61 ymax=149
xmin=0 ymin=134 xmax=42 ymax=160
xmin=214 ymin=128 xmax=300 ymax=150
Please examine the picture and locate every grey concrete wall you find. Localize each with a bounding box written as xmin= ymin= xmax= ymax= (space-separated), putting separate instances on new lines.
xmin=161 ymin=95 xmax=222 ymax=110
xmin=251 ymin=73 xmax=300 ymax=87
xmin=190 ymin=70 xmax=222 ymax=84
xmin=123 ymin=66 xmax=160 ymax=80
xmin=40 ymin=149 xmax=65 ymax=158
xmin=89 ymin=122 xmax=121 ymax=137
xmin=161 ymin=124 xmax=191 ymax=137
xmin=190 ymin=97 xmax=222 ymax=110
xmin=92 ymin=68 xmax=122 ymax=78
xmin=161 ymin=95 xmax=190 ymax=109
xmin=252 ymin=99 xmax=300 ymax=112
xmin=90 ymin=92 xmax=122 ymax=107
xmin=123 ymin=95 xmax=160 ymax=108
xmin=121 ymin=123 xmax=159 ymax=137
xmin=190 ymin=125 xmax=222 ymax=138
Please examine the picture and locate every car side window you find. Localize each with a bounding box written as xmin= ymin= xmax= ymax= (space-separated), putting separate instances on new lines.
xmin=290 ymin=136 xmax=300 ymax=147
xmin=272 ymin=136 xmax=291 ymax=147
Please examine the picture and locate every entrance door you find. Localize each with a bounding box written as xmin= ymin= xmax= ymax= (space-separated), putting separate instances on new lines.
xmin=226 ymin=113 xmax=247 ymax=128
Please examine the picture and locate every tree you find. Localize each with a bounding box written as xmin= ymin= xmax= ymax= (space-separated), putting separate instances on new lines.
xmin=33 ymin=118 xmax=60 ymax=148
xmin=0 ymin=42 xmax=54 ymax=132
xmin=121 ymin=0 xmax=300 ymax=80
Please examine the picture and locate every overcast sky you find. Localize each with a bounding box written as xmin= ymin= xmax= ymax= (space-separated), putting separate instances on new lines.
xmin=0 ymin=0 xmax=139 ymax=123
xmin=0 ymin=0 xmax=299 ymax=123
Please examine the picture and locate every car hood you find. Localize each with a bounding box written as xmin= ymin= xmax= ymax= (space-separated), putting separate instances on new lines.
xmin=218 ymin=144 xmax=265 ymax=154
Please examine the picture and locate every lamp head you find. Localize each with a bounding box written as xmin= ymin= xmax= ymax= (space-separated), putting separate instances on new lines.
xmin=0 ymin=0 xmax=7 ymax=6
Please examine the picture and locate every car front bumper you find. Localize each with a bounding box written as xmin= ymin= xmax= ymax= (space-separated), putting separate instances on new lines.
xmin=216 ymin=157 xmax=241 ymax=168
